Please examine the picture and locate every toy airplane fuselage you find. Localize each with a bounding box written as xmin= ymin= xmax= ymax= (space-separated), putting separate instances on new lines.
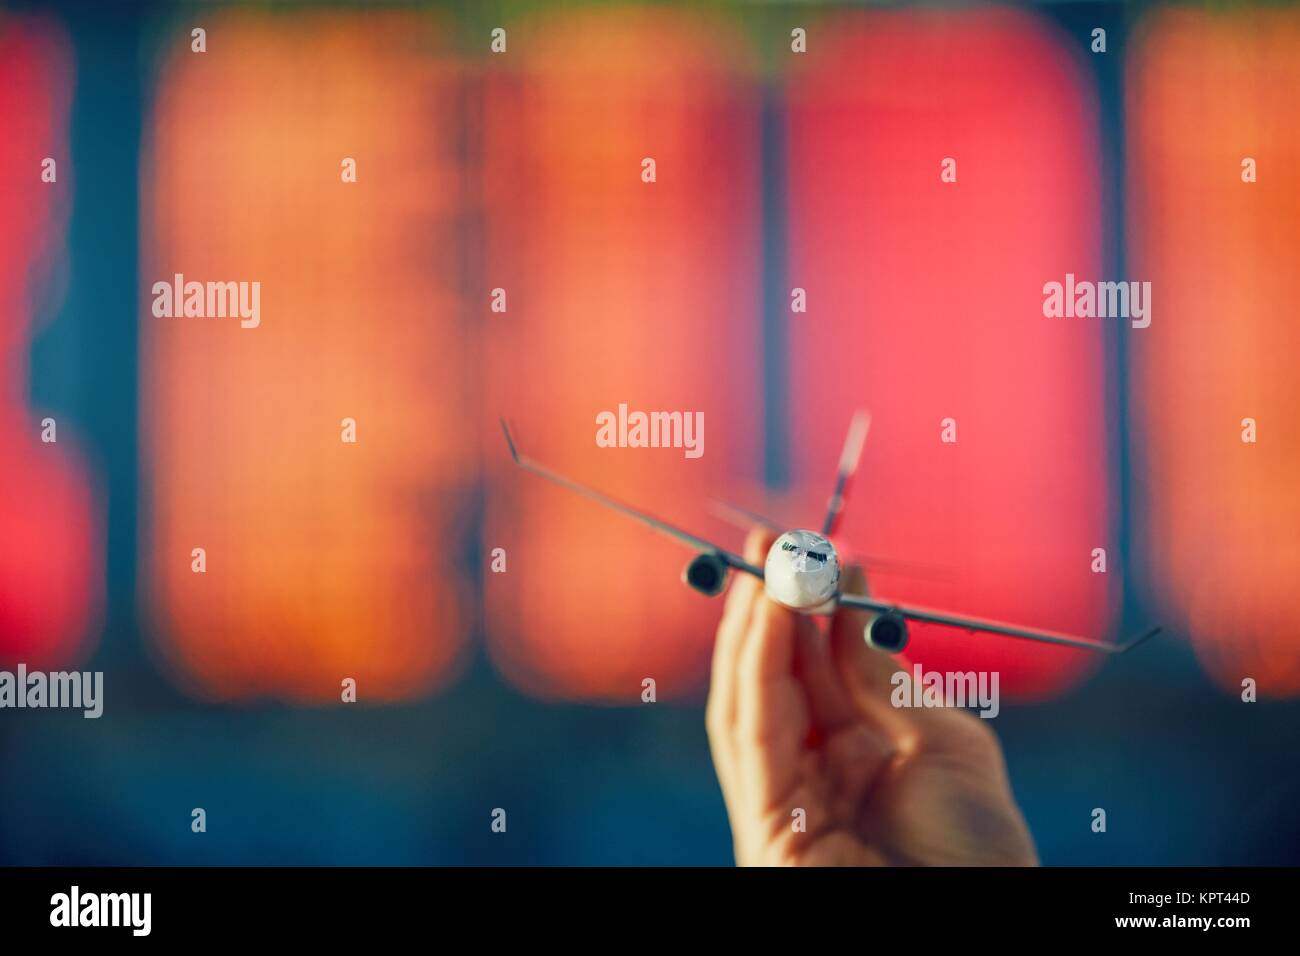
xmin=500 ymin=414 xmax=1160 ymax=657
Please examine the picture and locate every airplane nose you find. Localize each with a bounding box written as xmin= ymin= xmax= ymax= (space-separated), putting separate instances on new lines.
xmin=764 ymin=530 xmax=840 ymax=611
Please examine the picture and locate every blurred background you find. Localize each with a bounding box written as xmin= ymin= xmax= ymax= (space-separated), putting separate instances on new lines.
xmin=2 ymin=0 xmax=1299 ymax=865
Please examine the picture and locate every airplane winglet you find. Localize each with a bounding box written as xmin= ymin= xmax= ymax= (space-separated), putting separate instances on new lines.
xmin=496 ymin=412 xmax=765 ymax=580
xmin=1116 ymin=626 xmax=1162 ymax=655
xmin=500 ymin=417 xmax=521 ymax=465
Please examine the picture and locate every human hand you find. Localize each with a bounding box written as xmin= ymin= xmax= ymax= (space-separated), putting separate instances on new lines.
xmin=705 ymin=528 xmax=1038 ymax=866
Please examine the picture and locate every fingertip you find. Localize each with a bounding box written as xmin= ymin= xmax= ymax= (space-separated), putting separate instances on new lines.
xmin=722 ymin=560 xmax=761 ymax=619
xmin=840 ymin=563 xmax=869 ymax=599
xmin=831 ymin=565 xmax=870 ymax=647
xmin=743 ymin=526 xmax=777 ymax=566
xmin=756 ymin=587 xmax=800 ymax=635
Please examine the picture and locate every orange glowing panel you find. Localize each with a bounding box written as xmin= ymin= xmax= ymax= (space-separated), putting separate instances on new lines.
xmin=784 ymin=9 xmax=1112 ymax=699
xmin=482 ymin=9 xmax=761 ymax=700
xmin=141 ymin=13 xmax=472 ymax=702
xmin=0 ymin=19 xmax=102 ymax=667
xmin=1127 ymin=9 xmax=1300 ymax=695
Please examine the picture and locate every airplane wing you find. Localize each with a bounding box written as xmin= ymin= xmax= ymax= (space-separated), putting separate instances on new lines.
xmin=836 ymin=592 xmax=1161 ymax=655
xmin=500 ymin=419 xmax=765 ymax=578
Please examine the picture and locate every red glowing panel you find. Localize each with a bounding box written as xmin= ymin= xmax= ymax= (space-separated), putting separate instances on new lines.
xmin=482 ymin=9 xmax=761 ymax=700
xmin=0 ymin=19 xmax=102 ymax=667
xmin=1127 ymin=8 xmax=1300 ymax=695
xmin=784 ymin=9 xmax=1112 ymax=698
xmin=141 ymin=12 xmax=473 ymax=702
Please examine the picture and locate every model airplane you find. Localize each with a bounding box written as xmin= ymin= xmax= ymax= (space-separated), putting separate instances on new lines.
xmin=500 ymin=413 xmax=1160 ymax=656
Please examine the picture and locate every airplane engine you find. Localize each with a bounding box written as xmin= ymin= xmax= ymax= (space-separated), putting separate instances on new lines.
xmin=683 ymin=553 xmax=729 ymax=597
xmin=867 ymin=610 xmax=909 ymax=653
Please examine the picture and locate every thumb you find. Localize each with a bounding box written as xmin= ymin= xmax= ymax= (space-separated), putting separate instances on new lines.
xmin=830 ymin=565 xmax=920 ymax=753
